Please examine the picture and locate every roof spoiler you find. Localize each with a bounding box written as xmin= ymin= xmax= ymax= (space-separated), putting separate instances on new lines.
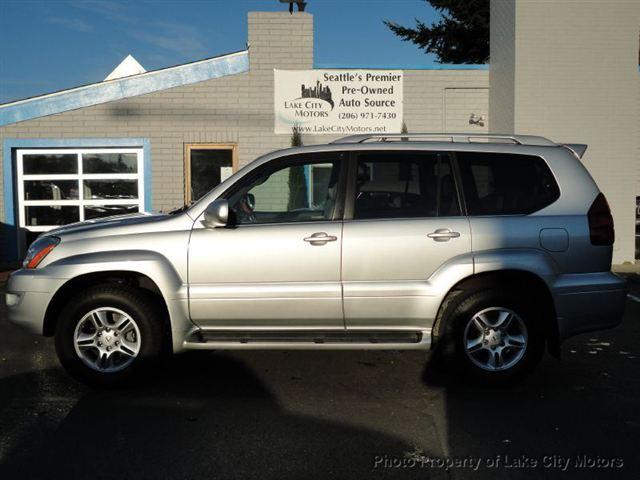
xmin=561 ymin=144 xmax=588 ymax=159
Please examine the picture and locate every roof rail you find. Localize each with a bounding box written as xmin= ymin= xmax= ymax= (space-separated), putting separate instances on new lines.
xmin=331 ymin=133 xmax=557 ymax=146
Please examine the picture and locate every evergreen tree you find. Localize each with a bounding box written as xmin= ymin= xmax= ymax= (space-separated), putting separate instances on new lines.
xmin=384 ymin=0 xmax=489 ymax=64
xmin=401 ymin=121 xmax=409 ymax=141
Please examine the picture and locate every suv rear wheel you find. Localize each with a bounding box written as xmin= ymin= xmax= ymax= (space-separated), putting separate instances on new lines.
xmin=438 ymin=287 xmax=545 ymax=384
xmin=55 ymin=284 xmax=164 ymax=386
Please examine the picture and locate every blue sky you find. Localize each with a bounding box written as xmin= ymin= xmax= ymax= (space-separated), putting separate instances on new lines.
xmin=0 ymin=0 xmax=441 ymax=104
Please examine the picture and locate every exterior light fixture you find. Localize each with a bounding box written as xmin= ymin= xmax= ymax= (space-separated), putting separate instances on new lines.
xmin=280 ymin=0 xmax=307 ymax=14
xmin=469 ymin=113 xmax=485 ymax=127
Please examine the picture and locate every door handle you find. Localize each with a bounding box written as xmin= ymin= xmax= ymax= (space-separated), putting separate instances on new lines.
xmin=304 ymin=232 xmax=338 ymax=245
xmin=427 ymin=228 xmax=461 ymax=242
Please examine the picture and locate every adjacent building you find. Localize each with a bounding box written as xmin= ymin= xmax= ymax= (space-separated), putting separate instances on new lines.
xmin=0 ymin=3 xmax=638 ymax=266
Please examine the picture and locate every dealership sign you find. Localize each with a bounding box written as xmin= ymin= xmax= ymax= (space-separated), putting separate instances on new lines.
xmin=274 ymin=69 xmax=403 ymax=135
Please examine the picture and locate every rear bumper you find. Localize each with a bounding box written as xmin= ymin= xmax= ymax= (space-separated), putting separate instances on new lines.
xmin=551 ymin=272 xmax=628 ymax=342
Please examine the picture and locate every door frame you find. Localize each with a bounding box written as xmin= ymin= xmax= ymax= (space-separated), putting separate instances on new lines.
xmin=184 ymin=143 xmax=239 ymax=204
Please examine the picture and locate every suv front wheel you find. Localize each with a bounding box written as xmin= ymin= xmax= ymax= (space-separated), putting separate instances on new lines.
xmin=438 ymin=287 xmax=545 ymax=384
xmin=55 ymin=284 xmax=164 ymax=386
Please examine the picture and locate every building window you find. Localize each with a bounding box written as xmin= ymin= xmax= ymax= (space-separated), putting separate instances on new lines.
xmin=16 ymin=148 xmax=144 ymax=237
xmin=185 ymin=143 xmax=238 ymax=203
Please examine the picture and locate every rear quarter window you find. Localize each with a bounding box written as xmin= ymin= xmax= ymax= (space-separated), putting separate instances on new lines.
xmin=457 ymin=152 xmax=560 ymax=215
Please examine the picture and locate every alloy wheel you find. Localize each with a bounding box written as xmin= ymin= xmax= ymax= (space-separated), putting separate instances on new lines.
xmin=73 ymin=307 xmax=141 ymax=373
xmin=463 ymin=306 xmax=528 ymax=372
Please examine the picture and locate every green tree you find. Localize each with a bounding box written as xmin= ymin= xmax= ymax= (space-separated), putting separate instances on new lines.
xmin=287 ymin=125 xmax=308 ymax=210
xmin=384 ymin=0 xmax=489 ymax=64
xmin=401 ymin=121 xmax=409 ymax=141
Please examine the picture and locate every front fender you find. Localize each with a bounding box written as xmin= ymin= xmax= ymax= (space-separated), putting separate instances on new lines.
xmin=43 ymin=250 xmax=192 ymax=353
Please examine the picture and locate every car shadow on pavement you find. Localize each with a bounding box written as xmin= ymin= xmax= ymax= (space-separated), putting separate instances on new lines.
xmin=421 ymin=318 xmax=640 ymax=479
xmin=0 ymin=352 xmax=432 ymax=480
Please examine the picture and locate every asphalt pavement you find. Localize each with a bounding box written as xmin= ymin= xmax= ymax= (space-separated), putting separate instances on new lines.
xmin=0 ymin=277 xmax=638 ymax=480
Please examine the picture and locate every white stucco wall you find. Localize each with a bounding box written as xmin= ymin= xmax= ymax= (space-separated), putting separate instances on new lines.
xmin=490 ymin=0 xmax=640 ymax=263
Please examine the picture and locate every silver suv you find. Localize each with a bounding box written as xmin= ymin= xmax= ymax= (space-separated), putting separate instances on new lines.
xmin=6 ymin=134 xmax=627 ymax=385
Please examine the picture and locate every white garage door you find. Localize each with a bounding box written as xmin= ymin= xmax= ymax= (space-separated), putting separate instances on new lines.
xmin=16 ymin=148 xmax=145 ymax=233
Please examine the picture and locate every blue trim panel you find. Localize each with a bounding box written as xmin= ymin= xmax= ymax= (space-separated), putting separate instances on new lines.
xmin=2 ymin=141 xmax=16 ymax=261
xmin=0 ymin=51 xmax=249 ymax=127
xmin=313 ymin=63 xmax=489 ymax=71
xmin=2 ymin=138 xmax=152 ymax=262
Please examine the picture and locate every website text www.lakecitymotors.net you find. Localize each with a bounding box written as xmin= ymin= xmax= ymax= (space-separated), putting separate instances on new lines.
xmin=295 ymin=125 xmax=388 ymax=134
xmin=372 ymin=454 xmax=624 ymax=472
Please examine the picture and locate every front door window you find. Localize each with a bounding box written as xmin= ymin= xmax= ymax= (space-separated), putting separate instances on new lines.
xmin=226 ymin=154 xmax=343 ymax=225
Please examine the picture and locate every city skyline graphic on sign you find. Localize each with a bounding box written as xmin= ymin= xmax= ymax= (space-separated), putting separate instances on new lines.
xmin=301 ymin=80 xmax=334 ymax=108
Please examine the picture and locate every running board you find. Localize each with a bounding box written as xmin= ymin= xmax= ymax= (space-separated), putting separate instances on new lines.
xmin=183 ymin=329 xmax=431 ymax=350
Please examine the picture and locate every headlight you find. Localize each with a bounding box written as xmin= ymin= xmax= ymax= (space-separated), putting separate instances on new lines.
xmin=23 ymin=236 xmax=60 ymax=269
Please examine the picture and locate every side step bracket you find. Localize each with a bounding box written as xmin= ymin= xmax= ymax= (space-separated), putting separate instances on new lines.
xmin=183 ymin=329 xmax=431 ymax=350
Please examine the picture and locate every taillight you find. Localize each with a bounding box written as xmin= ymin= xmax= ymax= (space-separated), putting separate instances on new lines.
xmin=587 ymin=193 xmax=614 ymax=246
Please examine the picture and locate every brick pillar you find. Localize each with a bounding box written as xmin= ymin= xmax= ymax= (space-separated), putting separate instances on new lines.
xmin=237 ymin=12 xmax=314 ymax=161
xmin=248 ymin=11 xmax=313 ymax=72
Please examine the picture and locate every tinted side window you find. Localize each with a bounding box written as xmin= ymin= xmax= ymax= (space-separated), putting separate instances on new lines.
xmin=354 ymin=152 xmax=460 ymax=220
xmin=226 ymin=153 xmax=343 ymax=225
xmin=457 ymin=152 xmax=559 ymax=215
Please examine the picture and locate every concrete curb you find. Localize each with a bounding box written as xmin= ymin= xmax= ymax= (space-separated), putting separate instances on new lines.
xmin=612 ymin=263 xmax=640 ymax=274
xmin=612 ymin=264 xmax=640 ymax=284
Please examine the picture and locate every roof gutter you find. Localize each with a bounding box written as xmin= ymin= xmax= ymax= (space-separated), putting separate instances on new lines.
xmin=0 ymin=50 xmax=249 ymax=127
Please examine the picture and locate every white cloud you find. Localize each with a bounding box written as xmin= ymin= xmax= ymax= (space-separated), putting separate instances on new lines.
xmin=133 ymin=21 xmax=208 ymax=59
xmin=69 ymin=0 xmax=132 ymax=24
xmin=68 ymin=0 xmax=209 ymax=60
xmin=48 ymin=17 xmax=94 ymax=33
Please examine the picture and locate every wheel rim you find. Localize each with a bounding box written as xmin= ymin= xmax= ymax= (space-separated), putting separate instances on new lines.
xmin=73 ymin=307 xmax=141 ymax=373
xmin=463 ymin=307 xmax=528 ymax=372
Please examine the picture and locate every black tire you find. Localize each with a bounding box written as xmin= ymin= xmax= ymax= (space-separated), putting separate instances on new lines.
xmin=55 ymin=284 xmax=165 ymax=387
xmin=436 ymin=287 xmax=545 ymax=385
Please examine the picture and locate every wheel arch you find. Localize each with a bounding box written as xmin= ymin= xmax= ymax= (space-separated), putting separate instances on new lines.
xmin=432 ymin=269 xmax=560 ymax=357
xmin=43 ymin=271 xmax=173 ymax=350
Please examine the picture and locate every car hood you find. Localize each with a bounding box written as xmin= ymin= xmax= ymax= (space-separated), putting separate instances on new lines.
xmin=44 ymin=212 xmax=170 ymax=238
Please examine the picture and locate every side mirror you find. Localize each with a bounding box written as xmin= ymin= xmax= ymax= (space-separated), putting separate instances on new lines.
xmin=201 ymin=199 xmax=229 ymax=228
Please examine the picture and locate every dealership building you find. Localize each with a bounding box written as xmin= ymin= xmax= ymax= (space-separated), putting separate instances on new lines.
xmin=0 ymin=1 xmax=638 ymax=266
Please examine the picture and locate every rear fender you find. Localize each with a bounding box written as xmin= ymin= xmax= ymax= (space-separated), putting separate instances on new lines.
xmin=430 ymin=248 xmax=560 ymax=356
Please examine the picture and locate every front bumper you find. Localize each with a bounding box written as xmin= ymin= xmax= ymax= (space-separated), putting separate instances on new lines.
xmin=552 ymin=272 xmax=628 ymax=342
xmin=5 ymin=269 xmax=64 ymax=335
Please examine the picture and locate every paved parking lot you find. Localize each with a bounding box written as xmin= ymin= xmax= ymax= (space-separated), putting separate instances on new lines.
xmin=0 ymin=278 xmax=638 ymax=479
